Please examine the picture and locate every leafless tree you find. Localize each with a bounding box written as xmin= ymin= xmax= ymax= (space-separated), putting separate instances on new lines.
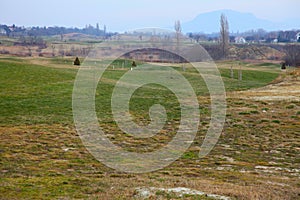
xmin=59 ymin=45 xmax=65 ymax=57
xmin=220 ymin=14 xmax=229 ymax=59
xmin=27 ymin=46 xmax=32 ymax=57
xmin=283 ymin=44 xmax=300 ymax=67
xmin=51 ymin=45 xmax=55 ymax=57
xmin=103 ymin=25 xmax=107 ymax=36
xmin=174 ymin=20 xmax=181 ymax=45
xmin=174 ymin=20 xmax=182 ymax=63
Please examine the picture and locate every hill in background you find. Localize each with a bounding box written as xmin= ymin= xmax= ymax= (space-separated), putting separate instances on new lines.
xmin=182 ymin=9 xmax=300 ymax=33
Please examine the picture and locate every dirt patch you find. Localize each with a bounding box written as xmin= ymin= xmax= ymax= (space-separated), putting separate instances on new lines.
xmin=134 ymin=187 xmax=231 ymax=200
xmin=230 ymin=69 xmax=300 ymax=101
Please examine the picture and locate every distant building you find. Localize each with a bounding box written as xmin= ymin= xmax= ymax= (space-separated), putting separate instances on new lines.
xmin=278 ymin=30 xmax=299 ymax=42
xmin=234 ymin=36 xmax=246 ymax=44
xmin=0 ymin=28 xmax=6 ymax=35
xmin=296 ymin=32 xmax=300 ymax=42
xmin=0 ymin=25 xmax=9 ymax=36
xmin=8 ymin=26 xmax=15 ymax=32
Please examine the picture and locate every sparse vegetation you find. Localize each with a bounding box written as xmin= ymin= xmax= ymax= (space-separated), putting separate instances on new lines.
xmin=1 ymin=4 xmax=300 ymax=199
xmin=0 ymin=56 xmax=299 ymax=199
xmin=286 ymin=104 xmax=295 ymax=109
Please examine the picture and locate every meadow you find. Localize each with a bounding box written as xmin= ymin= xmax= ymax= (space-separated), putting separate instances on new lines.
xmin=0 ymin=56 xmax=299 ymax=199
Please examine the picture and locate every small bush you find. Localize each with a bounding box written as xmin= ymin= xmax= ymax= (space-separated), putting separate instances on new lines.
xmin=132 ymin=61 xmax=137 ymax=67
xmin=260 ymin=119 xmax=269 ymax=123
xmin=261 ymin=102 xmax=268 ymax=105
xmin=272 ymin=120 xmax=280 ymax=124
xmin=286 ymin=104 xmax=295 ymax=109
xmin=74 ymin=57 xmax=80 ymax=66
xmin=239 ymin=112 xmax=250 ymax=115
xmin=181 ymin=151 xmax=197 ymax=159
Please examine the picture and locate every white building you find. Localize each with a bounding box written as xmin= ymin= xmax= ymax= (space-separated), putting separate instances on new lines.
xmin=296 ymin=32 xmax=300 ymax=42
xmin=235 ymin=36 xmax=246 ymax=44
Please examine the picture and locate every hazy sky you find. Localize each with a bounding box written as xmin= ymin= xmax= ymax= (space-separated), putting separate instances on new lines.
xmin=1 ymin=0 xmax=299 ymax=32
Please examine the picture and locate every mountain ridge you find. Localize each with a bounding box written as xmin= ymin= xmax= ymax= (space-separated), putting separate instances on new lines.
xmin=181 ymin=9 xmax=300 ymax=33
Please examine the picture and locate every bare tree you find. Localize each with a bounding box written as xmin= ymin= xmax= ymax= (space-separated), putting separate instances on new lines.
xmin=59 ymin=45 xmax=65 ymax=57
xmin=103 ymin=25 xmax=107 ymax=36
xmin=174 ymin=20 xmax=182 ymax=63
xmin=174 ymin=20 xmax=181 ymax=45
xmin=51 ymin=45 xmax=55 ymax=57
xmin=220 ymin=14 xmax=229 ymax=59
xmin=27 ymin=46 xmax=32 ymax=57
xmin=283 ymin=45 xmax=300 ymax=67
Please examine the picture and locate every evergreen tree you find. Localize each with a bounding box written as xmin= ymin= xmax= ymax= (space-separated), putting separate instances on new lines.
xmin=74 ymin=57 xmax=80 ymax=65
xmin=132 ymin=61 xmax=137 ymax=67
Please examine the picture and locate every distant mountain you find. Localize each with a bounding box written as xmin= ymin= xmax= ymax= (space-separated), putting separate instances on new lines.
xmin=182 ymin=9 xmax=300 ymax=33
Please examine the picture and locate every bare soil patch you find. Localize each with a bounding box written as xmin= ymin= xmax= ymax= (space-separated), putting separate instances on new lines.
xmin=230 ymin=69 xmax=300 ymax=101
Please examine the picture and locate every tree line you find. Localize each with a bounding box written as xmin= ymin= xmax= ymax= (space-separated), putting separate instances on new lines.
xmin=176 ymin=15 xmax=300 ymax=66
xmin=0 ymin=24 xmax=115 ymax=38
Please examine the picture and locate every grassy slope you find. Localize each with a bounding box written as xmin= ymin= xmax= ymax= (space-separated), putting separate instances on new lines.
xmin=0 ymin=61 xmax=76 ymax=125
xmin=0 ymin=59 xmax=279 ymax=126
xmin=0 ymin=57 xmax=299 ymax=199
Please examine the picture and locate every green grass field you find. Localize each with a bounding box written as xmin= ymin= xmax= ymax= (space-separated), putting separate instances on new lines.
xmin=0 ymin=58 xmax=279 ymax=126
xmin=1 ymin=57 xmax=299 ymax=199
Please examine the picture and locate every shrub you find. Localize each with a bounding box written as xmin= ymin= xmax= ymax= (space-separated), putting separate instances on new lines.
xmin=74 ymin=57 xmax=80 ymax=66
xmin=286 ymin=104 xmax=295 ymax=109
xmin=239 ymin=111 xmax=250 ymax=115
xmin=250 ymin=110 xmax=259 ymax=114
xmin=272 ymin=120 xmax=280 ymax=124
xmin=132 ymin=61 xmax=137 ymax=67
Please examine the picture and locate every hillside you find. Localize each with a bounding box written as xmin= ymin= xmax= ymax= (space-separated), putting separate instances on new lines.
xmin=182 ymin=9 xmax=300 ymax=33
